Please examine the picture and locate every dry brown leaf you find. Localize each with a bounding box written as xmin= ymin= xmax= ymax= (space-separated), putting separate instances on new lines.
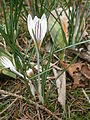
xmin=60 ymin=61 xmax=89 ymax=87
xmin=53 ymin=68 xmax=66 ymax=112
xmin=81 ymin=64 xmax=90 ymax=80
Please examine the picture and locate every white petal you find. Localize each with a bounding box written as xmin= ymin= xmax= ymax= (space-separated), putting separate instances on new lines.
xmin=41 ymin=14 xmax=47 ymax=42
xmin=27 ymin=14 xmax=35 ymax=40
xmin=27 ymin=13 xmax=47 ymax=46
xmin=41 ymin=13 xmax=46 ymax=20
xmin=33 ymin=16 xmax=39 ymax=23
xmin=27 ymin=14 xmax=32 ymax=30
xmin=26 ymin=68 xmax=33 ymax=77
xmin=0 ymin=56 xmax=25 ymax=78
xmin=0 ymin=56 xmax=16 ymax=70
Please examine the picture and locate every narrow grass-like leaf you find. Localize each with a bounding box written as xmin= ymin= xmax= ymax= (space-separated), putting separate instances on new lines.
xmin=34 ymin=0 xmax=39 ymax=16
xmin=24 ymin=39 xmax=32 ymax=60
xmin=10 ymin=0 xmax=14 ymax=42
xmin=42 ymin=28 xmax=59 ymax=99
xmin=75 ymin=0 xmax=88 ymax=43
xmin=2 ymin=1 xmax=9 ymax=36
xmin=55 ymin=39 xmax=90 ymax=53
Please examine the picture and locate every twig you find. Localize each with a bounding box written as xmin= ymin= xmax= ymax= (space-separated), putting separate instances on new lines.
xmin=36 ymin=105 xmax=41 ymax=120
xmin=0 ymin=97 xmax=18 ymax=115
xmin=82 ymin=88 xmax=90 ymax=104
xmin=41 ymin=110 xmax=44 ymax=120
xmin=38 ymin=104 xmax=61 ymax=120
xmin=22 ymin=113 xmax=34 ymax=120
xmin=0 ymin=89 xmax=61 ymax=120
xmin=68 ymin=106 xmax=71 ymax=119
xmin=0 ymin=90 xmax=23 ymax=99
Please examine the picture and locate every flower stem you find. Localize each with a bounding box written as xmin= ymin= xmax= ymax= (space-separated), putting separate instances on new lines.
xmin=36 ymin=47 xmax=43 ymax=103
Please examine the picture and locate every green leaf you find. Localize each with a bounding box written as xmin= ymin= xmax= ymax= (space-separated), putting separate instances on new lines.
xmin=0 ymin=48 xmax=12 ymax=60
xmin=0 ymin=68 xmax=16 ymax=79
xmin=48 ymin=10 xmax=66 ymax=60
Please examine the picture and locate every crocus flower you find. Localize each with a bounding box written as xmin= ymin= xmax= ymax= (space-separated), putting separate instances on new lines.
xmin=0 ymin=56 xmax=22 ymax=77
xmin=0 ymin=56 xmax=35 ymax=96
xmin=28 ymin=13 xmax=47 ymax=48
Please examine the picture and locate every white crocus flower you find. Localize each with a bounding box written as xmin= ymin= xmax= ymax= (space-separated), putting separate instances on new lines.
xmin=0 ymin=56 xmax=23 ymax=77
xmin=28 ymin=13 xmax=47 ymax=48
xmin=0 ymin=56 xmax=35 ymax=96
xmin=28 ymin=13 xmax=47 ymax=103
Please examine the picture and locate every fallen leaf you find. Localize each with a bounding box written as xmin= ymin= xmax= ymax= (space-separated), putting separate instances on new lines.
xmin=53 ymin=68 xmax=66 ymax=112
xmin=81 ymin=64 xmax=90 ymax=80
xmin=60 ymin=61 xmax=89 ymax=87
